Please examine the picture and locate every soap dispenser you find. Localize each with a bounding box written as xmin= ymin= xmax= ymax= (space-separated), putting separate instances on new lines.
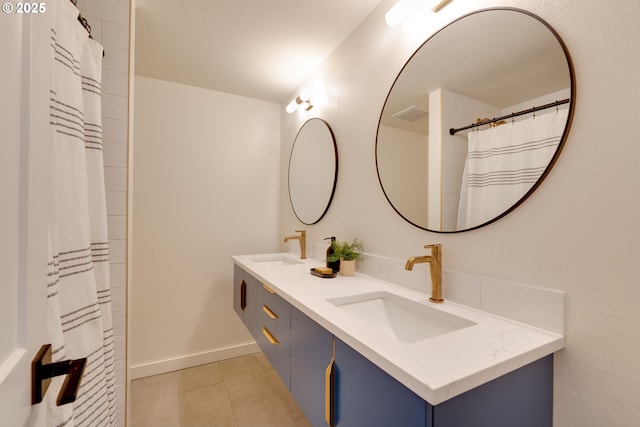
xmin=325 ymin=236 xmax=340 ymax=272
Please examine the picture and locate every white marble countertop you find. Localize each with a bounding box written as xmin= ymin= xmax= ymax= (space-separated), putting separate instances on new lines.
xmin=232 ymin=253 xmax=565 ymax=405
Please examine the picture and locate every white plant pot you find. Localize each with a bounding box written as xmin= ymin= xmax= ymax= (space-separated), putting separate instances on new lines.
xmin=340 ymin=259 xmax=356 ymax=276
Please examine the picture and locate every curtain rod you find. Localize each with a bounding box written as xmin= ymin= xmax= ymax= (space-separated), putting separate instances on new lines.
xmin=449 ymin=98 xmax=570 ymax=136
xmin=68 ymin=0 xmax=93 ymax=39
xmin=68 ymin=0 xmax=105 ymax=56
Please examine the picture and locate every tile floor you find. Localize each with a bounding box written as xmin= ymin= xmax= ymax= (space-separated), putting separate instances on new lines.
xmin=131 ymin=352 xmax=312 ymax=427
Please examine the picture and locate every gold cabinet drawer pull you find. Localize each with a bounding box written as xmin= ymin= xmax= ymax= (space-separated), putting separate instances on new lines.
xmin=262 ymin=284 xmax=276 ymax=294
xmin=262 ymin=305 xmax=279 ymax=319
xmin=262 ymin=327 xmax=279 ymax=345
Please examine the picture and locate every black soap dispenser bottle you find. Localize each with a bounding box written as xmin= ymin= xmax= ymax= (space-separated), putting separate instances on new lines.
xmin=325 ymin=236 xmax=340 ymax=272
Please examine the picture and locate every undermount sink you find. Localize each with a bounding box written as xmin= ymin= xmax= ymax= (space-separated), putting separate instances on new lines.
xmin=250 ymin=255 xmax=303 ymax=266
xmin=327 ymin=291 xmax=476 ymax=343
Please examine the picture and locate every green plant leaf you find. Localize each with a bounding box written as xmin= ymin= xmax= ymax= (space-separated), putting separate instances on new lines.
xmin=326 ymin=239 xmax=363 ymax=261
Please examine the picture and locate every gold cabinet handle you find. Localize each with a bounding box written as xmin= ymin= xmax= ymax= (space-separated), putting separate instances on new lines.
xmin=262 ymin=284 xmax=276 ymax=294
xmin=325 ymin=340 xmax=335 ymax=427
xmin=262 ymin=327 xmax=279 ymax=345
xmin=262 ymin=305 xmax=279 ymax=319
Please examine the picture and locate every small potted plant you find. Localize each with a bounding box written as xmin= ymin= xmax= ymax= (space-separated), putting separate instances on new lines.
xmin=327 ymin=239 xmax=363 ymax=276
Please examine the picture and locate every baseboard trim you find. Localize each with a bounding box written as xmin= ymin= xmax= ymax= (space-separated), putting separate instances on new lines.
xmin=129 ymin=342 xmax=260 ymax=380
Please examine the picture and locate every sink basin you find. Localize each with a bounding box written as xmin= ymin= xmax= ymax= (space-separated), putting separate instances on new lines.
xmin=250 ymin=255 xmax=303 ymax=266
xmin=327 ymin=292 xmax=475 ymax=343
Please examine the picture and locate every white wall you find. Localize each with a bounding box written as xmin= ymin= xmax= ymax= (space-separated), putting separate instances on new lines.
xmin=377 ymin=125 xmax=428 ymax=225
xmin=279 ymin=0 xmax=640 ymax=425
xmin=502 ymin=87 xmax=571 ymax=119
xmin=131 ymin=76 xmax=280 ymax=377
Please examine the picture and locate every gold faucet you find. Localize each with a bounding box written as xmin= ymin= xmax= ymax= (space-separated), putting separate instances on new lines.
xmin=405 ymin=244 xmax=443 ymax=303
xmin=283 ymin=229 xmax=306 ymax=259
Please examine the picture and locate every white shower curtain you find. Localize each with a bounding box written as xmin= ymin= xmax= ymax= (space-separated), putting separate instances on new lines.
xmin=46 ymin=0 xmax=117 ymax=425
xmin=457 ymin=109 xmax=568 ymax=229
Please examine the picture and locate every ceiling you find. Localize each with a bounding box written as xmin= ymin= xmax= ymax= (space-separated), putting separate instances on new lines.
xmin=134 ymin=0 xmax=384 ymax=104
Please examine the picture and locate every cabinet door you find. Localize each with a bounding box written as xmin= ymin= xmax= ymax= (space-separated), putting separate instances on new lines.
xmin=290 ymin=308 xmax=334 ymax=427
xmin=243 ymin=275 xmax=258 ymax=336
xmin=334 ymin=338 xmax=427 ymax=427
xmin=432 ymin=355 xmax=553 ymax=427
xmin=233 ymin=265 xmax=258 ymax=336
xmin=233 ymin=264 xmax=245 ymax=319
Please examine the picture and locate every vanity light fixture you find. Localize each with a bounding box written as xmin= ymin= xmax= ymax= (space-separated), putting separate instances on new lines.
xmin=385 ymin=0 xmax=414 ymax=27
xmin=385 ymin=0 xmax=453 ymax=26
xmin=285 ymin=88 xmax=314 ymax=114
xmin=430 ymin=0 xmax=453 ymax=13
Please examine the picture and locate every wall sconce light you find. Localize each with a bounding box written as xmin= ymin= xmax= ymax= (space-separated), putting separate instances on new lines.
xmin=385 ymin=0 xmax=453 ymax=26
xmin=385 ymin=0 xmax=415 ymax=27
xmin=285 ymin=88 xmax=314 ymax=114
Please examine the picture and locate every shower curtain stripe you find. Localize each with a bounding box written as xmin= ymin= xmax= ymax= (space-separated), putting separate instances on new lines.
xmin=464 ymin=166 xmax=548 ymax=187
xmin=466 ymin=136 xmax=561 ymax=159
xmin=46 ymin=0 xmax=117 ymax=425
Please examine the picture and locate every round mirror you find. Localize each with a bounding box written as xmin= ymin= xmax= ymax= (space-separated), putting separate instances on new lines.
xmin=288 ymin=118 xmax=338 ymax=224
xmin=376 ymin=8 xmax=575 ymax=232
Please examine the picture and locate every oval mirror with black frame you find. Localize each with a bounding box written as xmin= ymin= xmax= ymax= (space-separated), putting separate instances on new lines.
xmin=288 ymin=118 xmax=338 ymax=224
xmin=376 ymin=8 xmax=575 ymax=233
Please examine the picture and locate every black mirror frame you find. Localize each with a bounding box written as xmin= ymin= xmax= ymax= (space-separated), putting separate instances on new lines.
xmin=375 ymin=7 xmax=576 ymax=233
xmin=288 ymin=118 xmax=339 ymax=225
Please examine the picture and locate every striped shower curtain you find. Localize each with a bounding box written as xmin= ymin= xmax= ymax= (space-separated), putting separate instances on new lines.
xmin=46 ymin=0 xmax=117 ymax=425
xmin=457 ymin=109 xmax=568 ymax=229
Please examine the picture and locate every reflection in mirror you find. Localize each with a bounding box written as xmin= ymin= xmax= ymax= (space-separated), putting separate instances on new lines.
xmin=288 ymin=118 xmax=338 ymax=224
xmin=376 ymin=8 xmax=574 ymax=232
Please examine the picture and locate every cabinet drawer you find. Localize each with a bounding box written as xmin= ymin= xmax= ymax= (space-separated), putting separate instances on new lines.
xmin=257 ymin=324 xmax=291 ymax=389
xmin=257 ymin=283 xmax=291 ymax=354
xmin=255 ymin=282 xmax=292 ymax=388
xmin=257 ymin=284 xmax=291 ymax=324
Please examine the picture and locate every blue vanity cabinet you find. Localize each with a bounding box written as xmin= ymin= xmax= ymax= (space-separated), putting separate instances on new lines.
xmin=233 ymin=264 xmax=258 ymax=336
xmin=430 ymin=354 xmax=553 ymax=427
xmin=287 ymin=306 xmax=552 ymax=427
xmin=332 ymin=339 xmax=552 ymax=427
xmin=234 ymin=265 xmax=291 ymax=387
xmin=290 ymin=307 xmax=334 ymax=427
xmin=255 ymin=282 xmax=292 ymax=389
xmin=334 ymin=338 xmax=428 ymax=427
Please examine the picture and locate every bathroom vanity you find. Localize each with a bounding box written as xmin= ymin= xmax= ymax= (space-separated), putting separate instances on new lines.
xmin=232 ymin=254 xmax=564 ymax=427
